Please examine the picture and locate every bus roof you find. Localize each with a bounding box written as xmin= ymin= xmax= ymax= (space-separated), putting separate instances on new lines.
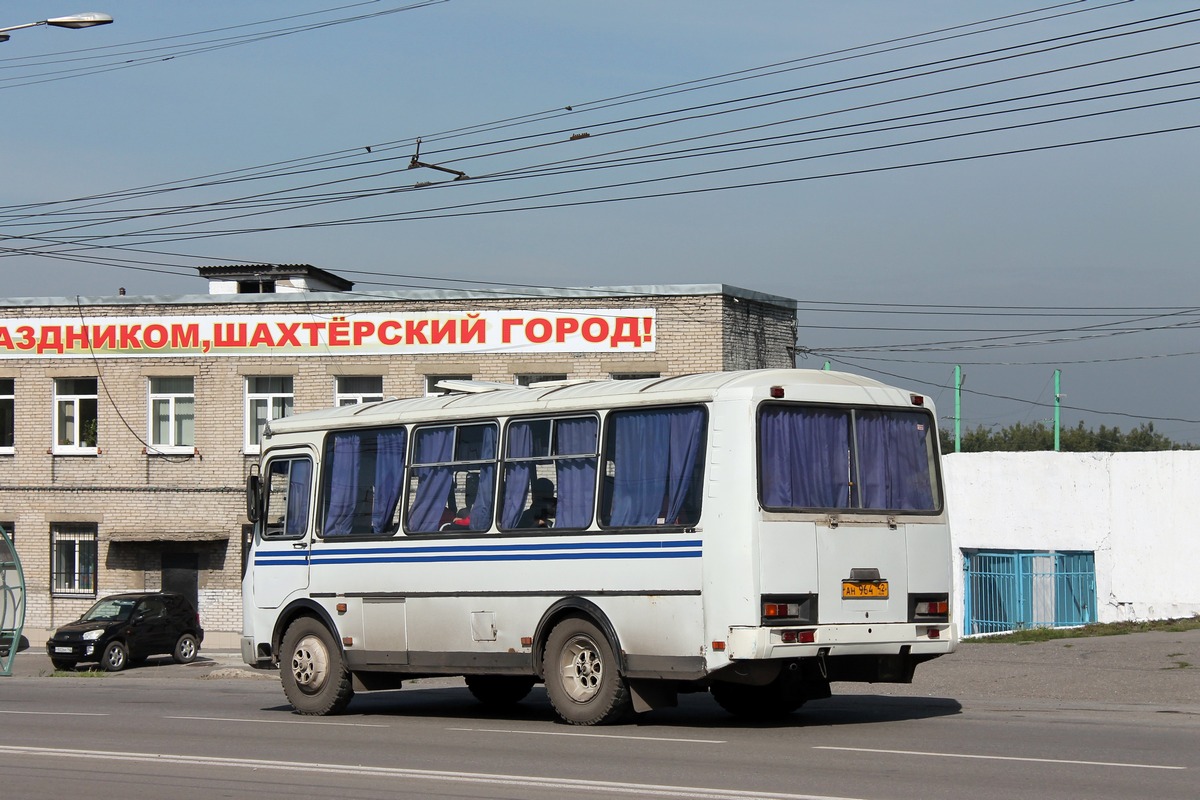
xmin=263 ymin=368 xmax=929 ymax=437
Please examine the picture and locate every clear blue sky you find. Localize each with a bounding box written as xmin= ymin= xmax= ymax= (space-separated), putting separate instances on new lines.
xmin=3 ymin=1 xmax=1199 ymax=443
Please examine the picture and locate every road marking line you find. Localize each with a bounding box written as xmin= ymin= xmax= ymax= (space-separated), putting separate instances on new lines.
xmin=0 ymin=744 xmax=865 ymax=800
xmin=814 ymin=746 xmax=1186 ymax=771
xmin=166 ymin=715 xmax=388 ymax=728
xmin=0 ymin=710 xmax=107 ymax=717
xmin=447 ymin=726 xmax=726 ymax=744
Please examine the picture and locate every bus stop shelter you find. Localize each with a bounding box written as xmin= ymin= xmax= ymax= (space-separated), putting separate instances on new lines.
xmin=0 ymin=524 xmax=25 ymax=676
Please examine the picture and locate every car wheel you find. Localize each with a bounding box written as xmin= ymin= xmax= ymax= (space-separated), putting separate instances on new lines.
xmin=279 ymin=617 xmax=353 ymax=716
xmin=50 ymin=657 xmax=76 ymax=671
xmin=173 ymin=633 xmax=199 ymax=664
xmin=101 ymin=641 xmax=128 ymax=672
xmin=543 ymin=617 xmax=632 ymax=725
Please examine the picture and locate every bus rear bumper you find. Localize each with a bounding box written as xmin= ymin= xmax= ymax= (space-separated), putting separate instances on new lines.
xmin=726 ymin=622 xmax=957 ymax=662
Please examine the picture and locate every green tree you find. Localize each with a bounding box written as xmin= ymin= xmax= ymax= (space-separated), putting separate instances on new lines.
xmin=939 ymin=420 xmax=1194 ymax=453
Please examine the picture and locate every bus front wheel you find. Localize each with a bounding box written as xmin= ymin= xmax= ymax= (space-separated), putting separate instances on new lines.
xmin=544 ymin=617 xmax=632 ymax=725
xmin=280 ymin=617 xmax=354 ymax=716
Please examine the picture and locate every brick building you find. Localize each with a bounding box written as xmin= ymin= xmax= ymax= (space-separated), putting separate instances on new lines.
xmin=0 ymin=266 xmax=798 ymax=646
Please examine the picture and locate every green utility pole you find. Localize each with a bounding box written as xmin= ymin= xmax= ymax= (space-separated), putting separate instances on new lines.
xmin=1054 ymin=369 xmax=1061 ymax=452
xmin=823 ymin=361 xmax=831 ymax=371
xmin=954 ymin=365 xmax=963 ymax=453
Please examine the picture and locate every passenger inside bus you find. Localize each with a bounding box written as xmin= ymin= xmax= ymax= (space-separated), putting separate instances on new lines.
xmin=518 ymin=477 xmax=556 ymax=528
xmin=443 ymin=473 xmax=480 ymax=529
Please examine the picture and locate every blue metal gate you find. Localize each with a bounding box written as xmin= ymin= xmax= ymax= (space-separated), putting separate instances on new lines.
xmin=963 ymin=550 xmax=1096 ymax=635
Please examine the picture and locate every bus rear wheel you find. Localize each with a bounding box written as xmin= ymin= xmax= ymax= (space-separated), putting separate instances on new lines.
xmin=280 ymin=617 xmax=353 ymax=716
xmin=710 ymin=674 xmax=807 ymax=720
xmin=544 ymin=617 xmax=631 ymax=726
xmin=465 ymin=675 xmax=537 ymax=706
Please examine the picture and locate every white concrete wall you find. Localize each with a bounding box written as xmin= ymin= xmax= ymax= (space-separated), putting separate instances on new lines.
xmin=943 ymin=451 xmax=1200 ymax=626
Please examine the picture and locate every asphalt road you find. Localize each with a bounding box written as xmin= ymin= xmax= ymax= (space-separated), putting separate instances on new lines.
xmin=1 ymin=630 xmax=1197 ymax=800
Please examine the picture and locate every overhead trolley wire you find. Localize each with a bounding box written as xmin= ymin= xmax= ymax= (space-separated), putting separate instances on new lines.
xmin=0 ymin=0 xmax=1139 ymax=217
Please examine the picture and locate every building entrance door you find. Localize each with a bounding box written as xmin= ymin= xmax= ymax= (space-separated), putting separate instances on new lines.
xmin=162 ymin=552 xmax=199 ymax=611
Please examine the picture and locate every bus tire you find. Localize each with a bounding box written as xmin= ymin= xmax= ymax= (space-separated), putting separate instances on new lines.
xmin=710 ymin=675 xmax=806 ymax=720
xmin=279 ymin=617 xmax=353 ymax=716
xmin=465 ymin=675 xmax=537 ymax=706
xmin=544 ymin=617 xmax=631 ymax=726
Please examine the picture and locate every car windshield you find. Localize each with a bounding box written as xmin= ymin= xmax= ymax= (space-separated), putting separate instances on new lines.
xmin=81 ymin=598 xmax=138 ymax=622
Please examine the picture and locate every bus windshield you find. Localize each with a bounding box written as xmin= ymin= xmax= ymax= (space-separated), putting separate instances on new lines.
xmin=758 ymin=404 xmax=940 ymax=513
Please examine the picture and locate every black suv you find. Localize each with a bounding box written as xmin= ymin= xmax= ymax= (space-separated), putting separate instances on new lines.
xmin=46 ymin=592 xmax=204 ymax=672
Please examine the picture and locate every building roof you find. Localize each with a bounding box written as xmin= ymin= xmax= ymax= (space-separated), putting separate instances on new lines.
xmin=0 ymin=283 xmax=798 ymax=310
xmin=196 ymin=263 xmax=355 ymax=291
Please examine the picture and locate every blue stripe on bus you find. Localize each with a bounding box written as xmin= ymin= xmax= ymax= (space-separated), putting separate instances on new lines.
xmin=254 ymin=538 xmax=702 ymax=566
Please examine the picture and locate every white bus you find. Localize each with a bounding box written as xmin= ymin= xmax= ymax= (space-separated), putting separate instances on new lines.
xmin=242 ymin=369 xmax=956 ymax=725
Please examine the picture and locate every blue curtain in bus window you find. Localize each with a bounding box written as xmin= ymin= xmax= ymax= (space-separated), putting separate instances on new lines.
xmin=286 ymin=459 xmax=312 ymax=537
xmin=371 ymin=428 xmax=407 ymax=533
xmin=759 ymin=406 xmax=850 ymax=509
xmin=409 ymin=427 xmax=455 ymax=532
xmin=501 ymin=422 xmax=535 ymax=528
xmin=556 ymin=416 xmax=597 ymax=528
xmin=665 ymin=409 xmax=704 ymax=524
xmin=609 ymin=408 xmax=703 ymax=526
xmin=467 ymin=426 xmax=497 ymax=531
xmin=324 ymin=433 xmax=359 ymax=536
xmin=855 ymin=411 xmax=935 ymax=511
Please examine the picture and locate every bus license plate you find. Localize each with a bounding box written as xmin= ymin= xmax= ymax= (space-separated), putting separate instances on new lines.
xmin=842 ymin=580 xmax=888 ymax=599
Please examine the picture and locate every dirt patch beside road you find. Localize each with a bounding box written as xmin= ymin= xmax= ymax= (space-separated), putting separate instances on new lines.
xmin=836 ymin=628 xmax=1200 ymax=707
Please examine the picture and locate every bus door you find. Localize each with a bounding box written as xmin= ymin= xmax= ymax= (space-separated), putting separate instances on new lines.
xmin=253 ymin=452 xmax=315 ymax=609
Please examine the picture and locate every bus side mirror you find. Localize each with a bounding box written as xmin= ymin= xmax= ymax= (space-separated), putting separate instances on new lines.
xmin=246 ymin=473 xmax=262 ymax=523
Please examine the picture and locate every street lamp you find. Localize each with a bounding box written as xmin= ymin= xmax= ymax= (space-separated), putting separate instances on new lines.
xmin=0 ymin=12 xmax=113 ymax=43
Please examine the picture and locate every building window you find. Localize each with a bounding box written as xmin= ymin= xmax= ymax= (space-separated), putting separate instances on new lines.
xmin=148 ymin=376 xmax=195 ymax=453
xmin=335 ymin=376 xmax=384 ymax=406
xmin=0 ymin=378 xmax=13 ymax=454
xmin=515 ymin=374 xmax=567 ymax=387
xmin=0 ymin=523 xmax=14 ymax=581
xmin=425 ymin=374 xmax=472 ymax=396
xmin=245 ymin=376 xmax=293 ymax=453
xmin=238 ymin=279 xmax=275 ymax=293
xmin=610 ymin=372 xmax=660 ymax=381
xmin=52 ymin=523 xmax=97 ymax=596
xmin=53 ymin=378 xmax=98 ymax=454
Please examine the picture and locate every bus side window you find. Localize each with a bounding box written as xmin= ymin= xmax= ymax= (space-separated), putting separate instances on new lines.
xmin=599 ymin=406 xmax=705 ymax=528
xmin=263 ymin=457 xmax=312 ymax=539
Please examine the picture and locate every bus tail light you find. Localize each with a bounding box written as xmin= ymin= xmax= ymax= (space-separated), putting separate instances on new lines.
xmin=761 ymin=594 xmax=817 ymax=626
xmin=763 ymin=602 xmax=800 ymax=618
xmin=910 ymin=594 xmax=950 ymax=622
xmin=779 ymin=629 xmax=816 ymax=644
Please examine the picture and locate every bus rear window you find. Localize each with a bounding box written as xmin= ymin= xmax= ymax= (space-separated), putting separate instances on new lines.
xmin=758 ymin=404 xmax=940 ymax=513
